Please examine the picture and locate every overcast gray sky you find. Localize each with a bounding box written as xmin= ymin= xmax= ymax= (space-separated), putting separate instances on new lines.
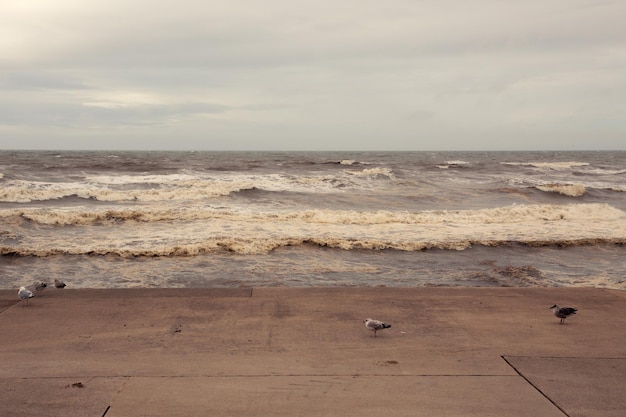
xmin=1 ymin=0 xmax=624 ymax=151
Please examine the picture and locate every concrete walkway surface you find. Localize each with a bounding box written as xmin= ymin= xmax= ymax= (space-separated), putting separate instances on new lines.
xmin=0 ymin=287 xmax=624 ymax=416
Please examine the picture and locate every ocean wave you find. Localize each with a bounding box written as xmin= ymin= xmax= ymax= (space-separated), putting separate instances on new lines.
xmin=333 ymin=159 xmax=372 ymax=165
xmin=345 ymin=167 xmax=395 ymax=179
xmin=608 ymin=186 xmax=626 ymax=192
xmin=2 ymin=203 xmax=622 ymax=226
xmin=506 ymin=177 xmax=625 ymax=195
xmin=437 ymin=160 xmax=471 ymax=169
xmin=87 ymin=173 xmax=199 ymax=185
xmin=577 ymin=168 xmax=626 ymax=176
xmin=3 ymin=203 xmax=624 ymax=258
xmin=0 ymin=172 xmax=361 ymax=203
xmin=0 ymin=180 xmax=242 ymax=203
xmin=446 ymin=160 xmax=471 ymax=166
xmin=535 ymin=183 xmax=586 ymax=197
xmin=502 ymin=161 xmax=590 ymax=170
xmin=2 ymin=237 xmax=624 ymax=258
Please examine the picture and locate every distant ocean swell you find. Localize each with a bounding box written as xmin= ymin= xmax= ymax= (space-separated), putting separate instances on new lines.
xmin=2 ymin=181 xmax=625 ymax=205
xmin=2 ymin=164 xmax=625 ymax=204
xmin=2 ymin=203 xmax=624 ymax=256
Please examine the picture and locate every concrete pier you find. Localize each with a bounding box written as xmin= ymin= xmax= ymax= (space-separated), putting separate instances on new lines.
xmin=1 ymin=287 xmax=624 ymax=416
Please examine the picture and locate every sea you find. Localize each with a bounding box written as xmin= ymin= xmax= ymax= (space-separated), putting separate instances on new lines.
xmin=1 ymin=150 xmax=625 ymax=290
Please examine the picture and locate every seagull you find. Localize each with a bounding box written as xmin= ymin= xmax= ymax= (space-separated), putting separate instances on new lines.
xmin=363 ymin=318 xmax=391 ymax=337
xmin=26 ymin=281 xmax=48 ymax=294
xmin=54 ymin=279 xmax=66 ymax=288
xmin=18 ymin=287 xmax=35 ymax=305
xmin=549 ymin=304 xmax=577 ymax=324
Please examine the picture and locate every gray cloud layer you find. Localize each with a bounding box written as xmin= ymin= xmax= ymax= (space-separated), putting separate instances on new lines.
xmin=1 ymin=0 xmax=624 ymax=150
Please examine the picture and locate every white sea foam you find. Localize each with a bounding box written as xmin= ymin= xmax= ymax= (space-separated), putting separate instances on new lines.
xmin=87 ymin=173 xmax=200 ymax=185
xmin=0 ymin=172 xmax=363 ymax=203
xmin=437 ymin=160 xmax=471 ymax=169
xmin=3 ymin=204 xmax=624 ymax=257
xmin=0 ymin=180 xmax=89 ymax=203
xmin=338 ymin=159 xmax=371 ymax=165
xmin=346 ymin=167 xmax=395 ymax=179
xmin=0 ymin=180 xmax=236 ymax=202
xmin=3 ymin=203 xmax=622 ymax=227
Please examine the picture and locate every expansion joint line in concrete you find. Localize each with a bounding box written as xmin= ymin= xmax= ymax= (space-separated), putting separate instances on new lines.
xmin=0 ymin=301 xmax=20 ymax=315
xmin=100 ymin=376 xmax=131 ymax=417
xmin=501 ymin=355 xmax=570 ymax=417
xmin=6 ymin=374 xmax=518 ymax=379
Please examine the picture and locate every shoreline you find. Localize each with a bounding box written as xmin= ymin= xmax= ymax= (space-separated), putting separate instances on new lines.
xmin=2 ymin=242 xmax=625 ymax=290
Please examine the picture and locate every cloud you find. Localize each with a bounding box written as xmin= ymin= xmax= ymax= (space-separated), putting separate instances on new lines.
xmin=1 ymin=0 xmax=625 ymax=150
xmin=1 ymin=72 xmax=92 ymax=91
xmin=0 ymin=93 xmax=230 ymax=128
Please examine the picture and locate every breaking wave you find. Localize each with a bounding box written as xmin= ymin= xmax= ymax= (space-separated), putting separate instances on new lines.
xmin=3 ymin=237 xmax=624 ymax=258
xmin=535 ymin=183 xmax=586 ymax=197
xmin=346 ymin=167 xmax=396 ymax=179
xmin=2 ymin=203 xmax=624 ymax=256
xmin=3 ymin=202 xmax=621 ymax=226
xmin=0 ymin=169 xmax=398 ymax=203
xmin=437 ymin=160 xmax=471 ymax=169
xmin=0 ymin=180 xmax=314 ymax=204
xmin=0 ymin=179 xmax=249 ymax=203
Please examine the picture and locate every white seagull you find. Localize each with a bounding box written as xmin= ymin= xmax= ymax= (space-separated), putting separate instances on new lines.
xmin=549 ymin=304 xmax=577 ymax=324
xmin=363 ymin=318 xmax=391 ymax=337
xmin=18 ymin=287 xmax=35 ymax=305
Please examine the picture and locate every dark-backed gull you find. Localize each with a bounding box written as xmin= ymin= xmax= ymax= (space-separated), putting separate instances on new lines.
xmin=549 ymin=304 xmax=577 ymax=324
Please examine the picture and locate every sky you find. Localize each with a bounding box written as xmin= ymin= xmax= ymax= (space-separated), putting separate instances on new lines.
xmin=1 ymin=0 xmax=625 ymax=151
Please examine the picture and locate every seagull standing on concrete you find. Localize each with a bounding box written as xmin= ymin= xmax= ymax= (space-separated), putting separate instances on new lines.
xmin=31 ymin=281 xmax=47 ymax=294
xmin=54 ymin=279 xmax=66 ymax=288
xmin=363 ymin=318 xmax=391 ymax=337
xmin=18 ymin=287 xmax=35 ymax=305
xmin=549 ymin=304 xmax=577 ymax=324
